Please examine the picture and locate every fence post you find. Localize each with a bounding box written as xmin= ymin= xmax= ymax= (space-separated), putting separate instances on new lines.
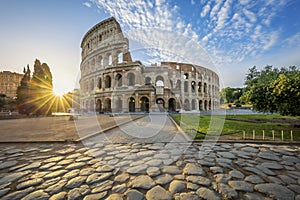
xmin=243 ymin=131 xmax=245 ymax=140
xmin=281 ymin=130 xmax=284 ymax=141
xmin=291 ymin=130 xmax=293 ymax=142
xmin=253 ymin=130 xmax=255 ymax=140
xmin=262 ymin=130 xmax=265 ymax=140
xmin=272 ymin=130 xmax=275 ymax=141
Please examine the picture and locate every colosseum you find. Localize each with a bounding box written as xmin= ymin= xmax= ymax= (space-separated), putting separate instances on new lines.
xmin=79 ymin=17 xmax=220 ymax=113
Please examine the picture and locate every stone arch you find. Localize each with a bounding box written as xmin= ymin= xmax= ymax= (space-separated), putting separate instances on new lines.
xmin=116 ymin=97 xmax=122 ymax=112
xmin=191 ymin=99 xmax=196 ymax=110
xmin=198 ymin=82 xmax=202 ymax=93
xmin=199 ymin=100 xmax=203 ymax=111
xmin=98 ymin=77 xmax=102 ymax=89
xmin=191 ymin=81 xmax=196 ymax=93
xmin=145 ymin=77 xmax=152 ymax=85
xmin=140 ymin=96 xmax=149 ymax=112
xmin=104 ymin=98 xmax=111 ymax=112
xmin=155 ymin=76 xmax=164 ymax=86
xmin=156 ymin=98 xmax=165 ymax=112
xmin=105 ymin=75 xmax=111 ymax=88
xmin=108 ymin=53 xmax=112 ymax=65
xmin=184 ymin=81 xmax=188 ymax=92
xmin=204 ymin=100 xmax=208 ymax=111
xmin=115 ymin=73 xmax=122 ymax=87
xmin=128 ymin=73 xmax=135 ymax=86
xmin=209 ymin=100 xmax=212 ymax=110
xmin=204 ymin=83 xmax=207 ymax=93
xmin=184 ymin=73 xmax=189 ymax=79
xmin=128 ymin=97 xmax=135 ymax=112
xmin=96 ymin=99 xmax=102 ymax=113
xmin=168 ymin=98 xmax=176 ymax=112
xmin=117 ymin=51 xmax=123 ymax=64
xmin=184 ymin=99 xmax=190 ymax=111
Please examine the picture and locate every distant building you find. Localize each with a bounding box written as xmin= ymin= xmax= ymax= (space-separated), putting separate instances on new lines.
xmin=80 ymin=17 xmax=220 ymax=113
xmin=0 ymin=71 xmax=23 ymax=98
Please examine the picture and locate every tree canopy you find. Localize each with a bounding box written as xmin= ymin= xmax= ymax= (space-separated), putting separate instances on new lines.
xmin=241 ymin=65 xmax=300 ymax=116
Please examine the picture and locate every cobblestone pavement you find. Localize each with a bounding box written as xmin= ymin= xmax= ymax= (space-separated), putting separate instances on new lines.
xmin=0 ymin=141 xmax=299 ymax=200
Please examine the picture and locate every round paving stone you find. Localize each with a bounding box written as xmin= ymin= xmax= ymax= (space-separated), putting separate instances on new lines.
xmin=131 ymin=175 xmax=155 ymax=189
xmin=147 ymin=167 xmax=161 ymax=177
xmin=183 ymin=163 xmax=205 ymax=176
xmin=228 ymin=181 xmax=253 ymax=192
xmin=186 ymin=176 xmax=211 ymax=186
xmin=146 ymin=185 xmax=172 ymax=200
xmin=196 ymin=187 xmax=221 ymax=200
xmin=162 ymin=166 xmax=181 ymax=175
xmin=217 ymin=183 xmax=238 ymax=200
xmin=257 ymin=152 xmax=281 ymax=161
xmin=127 ymin=164 xmax=148 ymax=174
xmin=0 ymin=161 xmax=18 ymax=170
xmin=261 ymin=162 xmax=283 ymax=170
xmin=49 ymin=191 xmax=67 ymax=200
xmin=229 ymin=170 xmax=245 ymax=179
xmin=86 ymin=172 xmax=112 ymax=185
xmin=114 ymin=173 xmax=130 ymax=183
xmin=255 ymin=183 xmax=294 ymax=200
xmin=22 ymin=190 xmax=49 ymax=200
xmin=125 ymin=189 xmax=144 ymax=200
xmin=245 ymin=175 xmax=264 ymax=184
xmin=155 ymin=174 xmax=173 ymax=185
xmin=65 ymin=176 xmax=86 ymax=189
xmin=169 ymin=180 xmax=186 ymax=194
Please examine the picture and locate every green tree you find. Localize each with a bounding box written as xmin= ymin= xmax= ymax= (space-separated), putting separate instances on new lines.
xmin=220 ymin=87 xmax=243 ymax=104
xmin=241 ymin=65 xmax=300 ymax=116
xmin=270 ymin=67 xmax=300 ymax=116
xmin=30 ymin=59 xmax=53 ymax=115
xmin=16 ymin=65 xmax=33 ymax=115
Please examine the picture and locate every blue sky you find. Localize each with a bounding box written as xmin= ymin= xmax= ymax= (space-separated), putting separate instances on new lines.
xmin=0 ymin=0 xmax=299 ymax=94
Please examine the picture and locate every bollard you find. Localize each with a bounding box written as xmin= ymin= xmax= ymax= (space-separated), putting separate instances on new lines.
xmin=272 ymin=130 xmax=275 ymax=141
xmin=262 ymin=130 xmax=265 ymax=140
xmin=291 ymin=130 xmax=293 ymax=141
xmin=253 ymin=130 xmax=255 ymax=140
xmin=281 ymin=130 xmax=284 ymax=141
xmin=243 ymin=131 xmax=246 ymax=140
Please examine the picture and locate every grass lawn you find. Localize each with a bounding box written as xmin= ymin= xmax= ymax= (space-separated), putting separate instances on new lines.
xmin=171 ymin=114 xmax=300 ymax=141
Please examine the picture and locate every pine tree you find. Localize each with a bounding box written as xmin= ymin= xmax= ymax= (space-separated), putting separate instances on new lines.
xmin=16 ymin=65 xmax=32 ymax=115
xmin=30 ymin=59 xmax=54 ymax=115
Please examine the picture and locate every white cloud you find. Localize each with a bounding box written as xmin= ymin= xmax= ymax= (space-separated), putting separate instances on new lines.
xmin=83 ymin=2 xmax=92 ymax=8
xmin=200 ymin=4 xmax=210 ymax=18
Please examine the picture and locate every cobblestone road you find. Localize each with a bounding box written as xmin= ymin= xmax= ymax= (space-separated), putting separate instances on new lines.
xmin=0 ymin=141 xmax=299 ymax=200
xmin=0 ymin=115 xmax=299 ymax=199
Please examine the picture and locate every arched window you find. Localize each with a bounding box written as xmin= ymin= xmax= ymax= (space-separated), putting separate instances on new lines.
xmin=191 ymin=81 xmax=196 ymax=93
xmin=115 ymin=74 xmax=122 ymax=87
xmin=128 ymin=73 xmax=135 ymax=86
xmin=105 ymin=75 xmax=111 ymax=88
xmin=108 ymin=54 xmax=112 ymax=65
xmin=191 ymin=99 xmax=196 ymax=110
xmin=156 ymin=76 xmax=164 ymax=86
xmin=145 ymin=77 xmax=152 ymax=85
xmin=176 ymin=80 xmax=181 ymax=89
xmin=184 ymin=81 xmax=188 ymax=92
xmin=184 ymin=73 xmax=189 ymax=79
xmin=204 ymin=83 xmax=207 ymax=93
xmin=198 ymin=82 xmax=202 ymax=93
xmin=117 ymin=52 xmax=123 ymax=64
xmin=98 ymin=78 xmax=102 ymax=89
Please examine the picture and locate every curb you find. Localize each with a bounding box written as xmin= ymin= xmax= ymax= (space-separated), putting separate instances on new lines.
xmin=75 ymin=114 xmax=146 ymax=142
xmin=168 ymin=115 xmax=192 ymax=142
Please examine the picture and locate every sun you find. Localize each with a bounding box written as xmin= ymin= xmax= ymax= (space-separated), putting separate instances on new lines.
xmin=52 ymin=88 xmax=65 ymax=97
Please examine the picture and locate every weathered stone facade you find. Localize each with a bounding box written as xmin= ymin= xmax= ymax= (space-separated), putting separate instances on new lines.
xmin=80 ymin=17 xmax=219 ymax=113
xmin=0 ymin=71 xmax=23 ymax=98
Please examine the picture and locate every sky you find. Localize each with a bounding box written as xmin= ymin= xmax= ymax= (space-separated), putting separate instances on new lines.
xmin=0 ymin=0 xmax=299 ymax=95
